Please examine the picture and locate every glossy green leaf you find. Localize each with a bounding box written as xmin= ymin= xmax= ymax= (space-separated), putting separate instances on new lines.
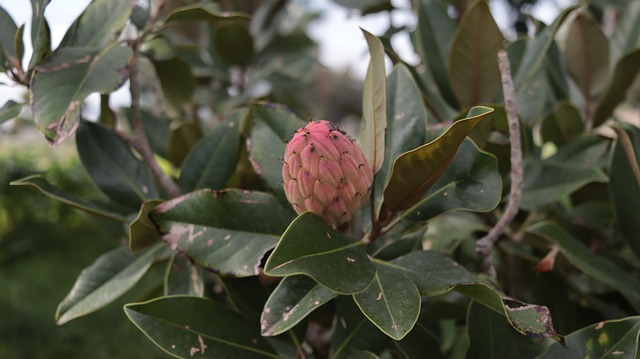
xmin=248 ymin=103 xmax=303 ymax=198
xmin=264 ymin=212 xmax=376 ymax=294
xmin=164 ymin=254 xmax=205 ymax=297
xmin=373 ymin=63 xmax=427 ymax=213
xmin=448 ymin=0 xmax=503 ymax=107
xmin=530 ymin=222 xmax=640 ymax=312
xmin=330 ymin=296 xmax=390 ymax=358
xmin=610 ymin=122 xmax=640 ymax=260
xmin=0 ymin=5 xmax=18 ymax=71
xmin=592 ymin=48 xmax=640 ymax=127
xmin=163 ymin=3 xmax=250 ymax=23
xmin=466 ymin=301 xmax=547 ymax=359
xmin=27 ymin=0 xmax=51 ymax=71
xmin=76 ymin=120 xmax=158 ymax=210
xmin=31 ymin=45 xmax=132 ymax=145
xmin=610 ymin=0 xmax=640 ymax=62
xmin=404 ymin=139 xmax=501 ymax=222
xmin=0 ymin=100 xmax=21 ymax=123
xmin=125 ymin=296 xmax=278 ymax=359
xmin=540 ymin=101 xmax=584 ymax=145
xmin=381 ymin=106 xmax=493 ymax=215
xmin=562 ymin=13 xmax=610 ymax=99
xmin=58 ymin=0 xmax=132 ymax=48
xmin=538 ymin=316 xmax=640 ymax=358
xmin=214 ymin=22 xmax=254 ymax=66
xmin=56 ymin=244 xmax=166 ymax=325
xmin=179 ymin=109 xmax=246 ymax=192
xmin=415 ymin=0 xmax=458 ymax=107
xmin=260 ymin=275 xmax=337 ymax=337
xmin=360 ymin=28 xmax=387 ymax=174
xmin=394 ymin=323 xmax=445 ymax=359
xmin=168 ymin=121 xmax=203 ymax=167
xmin=152 ymin=57 xmax=196 ymax=112
xmin=152 ymin=189 xmax=294 ymax=276
xmin=10 ymin=174 xmax=128 ymax=222
xmin=129 ymin=199 xmax=163 ymax=252
xmin=353 ymin=262 xmax=420 ymax=340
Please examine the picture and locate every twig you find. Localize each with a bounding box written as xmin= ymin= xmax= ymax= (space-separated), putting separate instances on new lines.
xmin=476 ymin=49 xmax=524 ymax=280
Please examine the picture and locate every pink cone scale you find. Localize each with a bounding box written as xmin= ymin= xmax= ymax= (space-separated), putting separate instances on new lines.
xmin=282 ymin=119 xmax=374 ymax=226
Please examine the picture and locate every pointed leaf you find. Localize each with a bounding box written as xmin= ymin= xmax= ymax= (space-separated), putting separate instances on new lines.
xmin=10 ymin=174 xmax=128 ymax=222
xmin=151 ymin=189 xmax=294 ymax=276
xmin=163 ymin=3 xmax=250 ymax=23
xmin=264 ymin=212 xmax=376 ymax=294
xmin=0 ymin=100 xmax=21 ymax=124
xmin=56 ymin=244 xmax=166 ymax=325
xmin=405 ymin=139 xmax=501 ymax=221
xmin=129 ymin=199 xmax=163 ymax=251
xmin=353 ymin=262 xmax=420 ymax=340
xmin=260 ymin=275 xmax=337 ymax=337
xmin=125 ymin=296 xmax=278 ymax=359
xmin=31 ymin=45 xmax=132 ymax=145
xmin=76 ymin=120 xmax=158 ymax=210
xmin=360 ymin=29 xmax=387 ymax=174
xmin=562 ymin=13 xmax=610 ymax=99
xmin=58 ymin=0 xmax=133 ymax=48
xmin=538 ymin=317 xmax=640 ymax=358
xmin=448 ymin=0 xmax=503 ymax=107
xmin=530 ymin=222 xmax=640 ymax=312
xmin=27 ymin=0 xmax=51 ymax=71
xmin=164 ymin=254 xmax=205 ymax=297
xmin=152 ymin=57 xmax=196 ymax=111
xmin=373 ymin=63 xmax=427 ymax=213
xmin=179 ymin=109 xmax=246 ymax=192
xmin=381 ymin=106 xmax=493 ymax=214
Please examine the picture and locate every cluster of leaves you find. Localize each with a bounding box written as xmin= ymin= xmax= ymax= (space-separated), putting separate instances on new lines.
xmin=2 ymin=0 xmax=640 ymax=358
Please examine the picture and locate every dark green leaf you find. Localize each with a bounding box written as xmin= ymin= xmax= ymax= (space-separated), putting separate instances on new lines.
xmin=168 ymin=121 xmax=203 ymax=167
xmin=129 ymin=199 xmax=163 ymax=251
xmin=610 ymin=0 xmax=640 ymax=62
xmin=56 ymin=244 xmax=166 ymax=325
xmin=448 ymin=0 xmax=503 ymax=107
xmin=152 ymin=57 xmax=196 ymax=111
xmin=214 ymin=22 xmax=254 ymax=66
xmin=330 ymin=296 xmax=390 ymax=358
xmin=163 ymin=3 xmax=250 ymax=23
xmin=27 ymin=0 xmax=51 ymax=71
xmin=405 ymin=139 xmax=501 ymax=221
xmin=10 ymin=174 xmax=128 ymax=222
xmin=0 ymin=5 xmax=18 ymax=70
xmin=58 ymin=0 xmax=133 ymax=48
xmin=125 ymin=296 xmax=278 ymax=358
xmin=538 ymin=316 xmax=640 ymax=358
xmin=541 ymin=101 xmax=584 ymax=145
xmin=164 ymin=254 xmax=205 ymax=297
xmin=381 ymin=106 xmax=493 ymax=215
xmin=152 ymin=189 xmax=294 ymax=276
xmin=529 ymin=222 xmax=640 ymax=312
xmin=14 ymin=24 xmax=25 ymax=68
xmin=394 ymin=323 xmax=445 ymax=359
xmin=141 ymin=109 xmax=170 ymax=158
xmin=260 ymin=275 xmax=337 ymax=336
xmin=31 ymin=45 xmax=132 ymax=145
xmin=76 ymin=120 xmax=158 ymax=210
xmin=179 ymin=109 xmax=247 ymax=192
xmin=264 ymin=212 xmax=376 ymax=294
xmin=0 ymin=100 xmax=21 ymax=123
xmin=353 ymin=262 xmax=420 ymax=340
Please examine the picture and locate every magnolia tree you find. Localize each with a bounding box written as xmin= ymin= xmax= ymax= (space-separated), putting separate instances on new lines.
xmin=2 ymin=0 xmax=640 ymax=358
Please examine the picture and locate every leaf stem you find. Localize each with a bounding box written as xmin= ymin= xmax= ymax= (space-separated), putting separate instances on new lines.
xmin=476 ymin=49 xmax=524 ymax=280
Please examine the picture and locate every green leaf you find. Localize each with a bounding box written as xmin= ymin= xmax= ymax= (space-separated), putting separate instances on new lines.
xmin=360 ymin=28 xmax=387 ymax=174
xmin=538 ymin=316 xmax=640 ymax=358
xmin=151 ymin=189 xmax=294 ymax=276
xmin=264 ymin=212 xmax=376 ymax=294
xmin=14 ymin=24 xmax=25 ymax=68
xmin=31 ymin=45 xmax=132 ymax=145
xmin=373 ymin=63 xmax=427 ymax=213
xmin=0 ymin=5 xmax=18 ymax=70
xmin=129 ymin=199 xmax=163 ymax=251
xmin=405 ymin=139 xmax=501 ymax=222
xmin=27 ymin=0 xmax=51 ymax=71
xmin=76 ymin=120 xmax=158 ymax=210
xmin=248 ymin=103 xmax=304 ymax=198
xmin=260 ymin=275 xmax=337 ymax=337
xmin=540 ymin=101 xmax=584 ymax=145
xmin=448 ymin=0 xmax=503 ymax=107
xmin=466 ymin=301 xmax=546 ymax=358
xmin=592 ymin=48 xmax=640 ymax=127
xmin=152 ymin=57 xmax=196 ymax=112
xmin=353 ymin=262 xmax=420 ymax=340
xmin=168 ymin=121 xmax=203 ymax=167
xmin=610 ymin=122 xmax=640 ymax=260
xmin=610 ymin=0 xmax=640 ymax=62
xmin=124 ymin=296 xmax=278 ymax=359
xmin=163 ymin=3 xmax=250 ymax=23
xmin=164 ymin=254 xmax=205 ymax=297
xmin=56 ymin=244 xmax=166 ymax=325
xmin=562 ymin=13 xmax=610 ymax=99
xmin=58 ymin=0 xmax=132 ymax=48
xmin=381 ymin=106 xmax=493 ymax=215
xmin=214 ymin=22 xmax=254 ymax=66
xmin=9 ymin=174 xmax=128 ymax=222
xmin=0 ymin=100 xmax=21 ymax=123
xmin=393 ymin=323 xmax=445 ymax=359
xmin=529 ymin=222 xmax=640 ymax=312
xmin=179 ymin=109 xmax=247 ymax=192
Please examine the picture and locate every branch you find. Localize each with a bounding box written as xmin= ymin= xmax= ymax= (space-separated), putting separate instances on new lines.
xmin=476 ymin=49 xmax=524 ymax=280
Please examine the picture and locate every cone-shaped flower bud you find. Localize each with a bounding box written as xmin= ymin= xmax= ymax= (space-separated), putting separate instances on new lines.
xmin=282 ymin=119 xmax=373 ymax=226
